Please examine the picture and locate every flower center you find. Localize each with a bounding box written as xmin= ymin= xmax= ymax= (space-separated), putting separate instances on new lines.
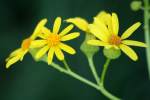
xmin=21 ymin=38 xmax=32 ymax=51
xmin=109 ymin=35 xmax=121 ymax=45
xmin=47 ymin=34 xmax=60 ymax=47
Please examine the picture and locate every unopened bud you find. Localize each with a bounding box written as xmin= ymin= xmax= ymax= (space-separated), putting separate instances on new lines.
xmin=103 ymin=47 xmax=121 ymax=59
xmin=130 ymin=1 xmax=142 ymax=11
xmin=80 ymin=34 xmax=99 ymax=58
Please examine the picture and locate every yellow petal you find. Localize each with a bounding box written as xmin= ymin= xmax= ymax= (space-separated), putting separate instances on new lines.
xmin=53 ymin=17 xmax=61 ymax=34
xmin=9 ymin=48 xmax=21 ymax=57
xmin=105 ymin=45 xmax=119 ymax=49
xmin=35 ymin=46 xmax=49 ymax=59
xmin=39 ymin=27 xmax=51 ymax=38
xmin=61 ymin=32 xmax=80 ymax=41
xmin=87 ymin=40 xmax=108 ymax=46
xmin=121 ymin=22 xmax=141 ymax=39
xmin=6 ymin=49 xmax=22 ymax=62
xmin=20 ymin=50 xmax=28 ymax=61
xmin=120 ymin=44 xmax=138 ymax=61
xmin=48 ymin=47 xmax=55 ymax=64
xmin=113 ymin=45 xmax=120 ymax=49
xmin=96 ymin=11 xmax=113 ymax=33
xmin=65 ymin=17 xmax=89 ymax=32
xmin=96 ymin=11 xmax=108 ymax=20
xmin=89 ymin=24 xmax=108 ymax=42
xmin=30 ymin=40 xmax=47 ymax=48
xmin=112 ymin=13 xmax=119 ymax=35
xmin=42 ymin=26 xmax=51 ymax=33
xmin=122 ymin=40 xmax=147 ymax=47
xmin=6 ymin=55 xmax=21 ymax=69
xmin=38 ymin=33 xmax=47 ymax=39
xmin=59 ymin=43 xmax=76 ymax=54
xmin=93 ymin=17 xmax=110 ymax=37
xmin=105 ymin=45 xmax=113 ymax=49
xmin=54 ymin=47 xmax=64 ymax=60
xmin=31 ymin=18 xmax=47 ymax=39
xmin=59 ymin=24 xmax=74 ymax=36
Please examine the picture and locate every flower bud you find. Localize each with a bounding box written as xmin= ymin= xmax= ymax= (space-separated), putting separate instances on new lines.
xmin=130 ymin=1 xmax=142 ymax=11
xmin=103 ymin=47 xmax=121 ymax=59
xmin=29 ymin=48 xmax=47 ymax=62
xmin=80 ymin=34 xmax=99 ymax=58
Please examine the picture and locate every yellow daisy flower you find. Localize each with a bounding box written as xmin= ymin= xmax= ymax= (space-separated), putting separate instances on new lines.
xmin=88 ymin=12 xmax=147 ymax=61
xmin=6 ymin=19 xmax=47 ymax=68
xmin=30 ymin=17 xmax=80 ymax=64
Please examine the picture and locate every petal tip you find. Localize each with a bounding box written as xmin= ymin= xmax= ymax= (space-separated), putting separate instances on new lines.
xmin=48 ymin=61 xmax=52 ymax=65
xmin=133 ymin=57 xmax=138 ymax=61
xmin=56 ymin=17 xmax=61 ymax=20
xmin=112 ymin=12 xmax=118 ymax=16
xmin=76 ymin=32 xmax=80 ymax=37
xmin=72 ymin=50 xmax=76 ymax=55
xmin=42 ymin=18 xmax=48 ymax=22
xmin=6 ymin=64 xmax=10 ymax=69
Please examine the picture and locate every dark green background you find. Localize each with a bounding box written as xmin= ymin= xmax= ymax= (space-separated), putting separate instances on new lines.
xmin=0 ymin=0 xmax=150 ymax=100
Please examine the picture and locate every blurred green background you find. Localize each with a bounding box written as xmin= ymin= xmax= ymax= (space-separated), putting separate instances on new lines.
xmin=0 ymin=0 xmax=150 ymax=100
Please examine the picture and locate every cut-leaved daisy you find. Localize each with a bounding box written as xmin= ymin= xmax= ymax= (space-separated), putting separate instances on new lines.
xmin=88 ymin=12 xmax=147 ymax=61
xmin=5 ymin=19 xmax=47 ymax=68
xmin=30 ymin=17 xmax=80 ymax=64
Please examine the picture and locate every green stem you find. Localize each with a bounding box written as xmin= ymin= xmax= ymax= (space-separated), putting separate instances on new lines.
xmin=51 ymin=62 xmax=121 ymax=100
xmin=50 ymin=62 xmax=100 ymax=90
xmin=37 ymin=55 xmax=120 ymax=100
xmin=62 ymin=60 xmax=120 ymax=100
xmin=62 ymin=59 xmax=71 ymax=71
xmin=88 ymin=57 xmax=100 ymax=85
xmin=144 ymin=0 xmax=150 ymax=78
xmin=29 ymin=47 xmax=120 ymax=99
xmin=99 ymin=86 xmax=121 ymax=100
xmin=30 ymin=50 xmax=120 ymax=99
xmin=99 ymin=59 xmax=121 ymax=100
xmin=100 ymin=59 xmax=111 ymax=86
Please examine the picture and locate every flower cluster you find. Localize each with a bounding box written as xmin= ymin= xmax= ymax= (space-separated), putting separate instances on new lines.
xmin=6 ymin=17 xmax=80 ymax=68
xmin=5 ymin=11 xmax=147 ymax=100
xmin=6 ymin=11 xmax=147 ymax=69
xmin=66 ymin=11 xmax=147 ymax=61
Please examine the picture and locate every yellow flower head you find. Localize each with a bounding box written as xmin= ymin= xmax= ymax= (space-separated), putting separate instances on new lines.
xmin=30 ymin=17 xmax=80 ymax=64
xmin=5 ymin=19 xmax=47 ymax=68
xmin=88 ymin=12 xmax=147 ymax=61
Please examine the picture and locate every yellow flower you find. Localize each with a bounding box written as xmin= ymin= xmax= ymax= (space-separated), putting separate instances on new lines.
xmin=5 ymin=19 xmax=47 ymax=68
xmin=30 ymin=17 xmax=80 ymax=64
xmin=88 ymin=12 xmax=147 ymax=61
xmin=65 ymin=12 xmax=111 ymax=33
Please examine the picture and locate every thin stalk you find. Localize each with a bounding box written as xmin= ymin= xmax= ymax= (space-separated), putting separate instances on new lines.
xmin=62 ymin=59 xmax=71 ymax=71
xmin=51 ymin=62 xmax=121 ymax=100
xmin=29 ymin=44 xmax=121 ymax=99
xmin=88 ymin=57 xmax=100 ymax=85
xmin=50 ymin=62 xmax=100 ymax=90
xmin=100 ymin=59 xmax=111 ymax=86
xmin=99 ymin=86 xmax=121 ymax=100
xmin=144 ymin=0 xmax=150 ymax=78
